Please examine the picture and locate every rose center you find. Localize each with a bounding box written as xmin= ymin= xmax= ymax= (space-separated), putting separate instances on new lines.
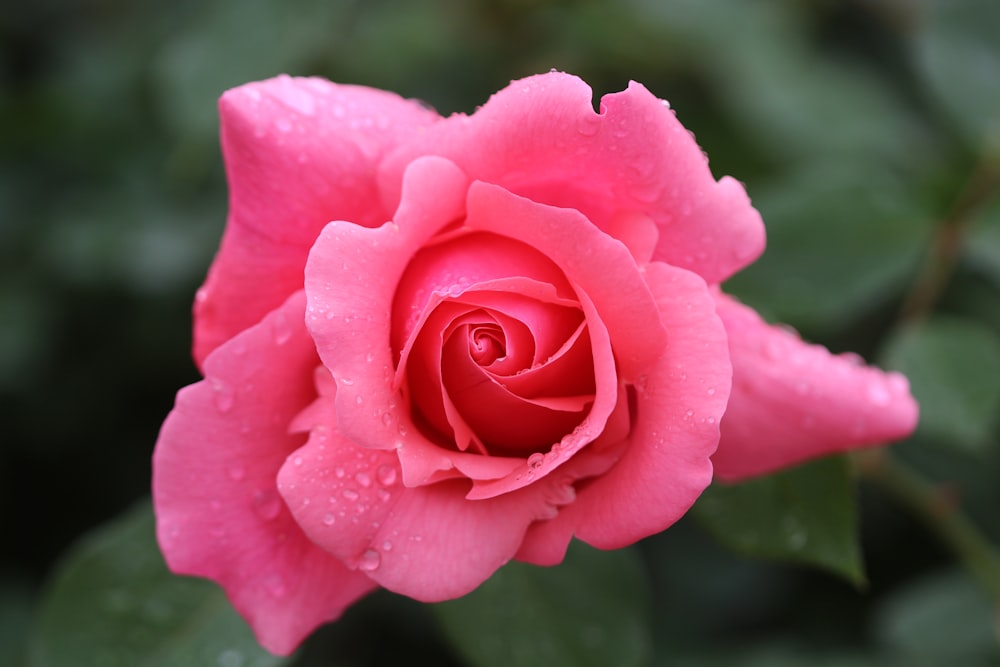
xmin=468 ymin=324 xmax=505 ymax=366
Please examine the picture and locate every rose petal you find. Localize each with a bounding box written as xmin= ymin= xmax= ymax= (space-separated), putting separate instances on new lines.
xmin=464 ymin=181 xmax=665 ymax=380
xmin=516 ymin=262 xmax=731 ymax=563
xmin=277 ymin=394 xmax=576 ymax=602
xmin=153 ymin=292 xmax=376 ymax=655
xmin=711 ymin=293 xmax=919 ymax=481
xmin=304 ymin=156 xmax=469 ymax=455
xmin=194 ymin=75 xmax=439 ymax=366
xmin=379 ymin=71 xmax=765 ymax=284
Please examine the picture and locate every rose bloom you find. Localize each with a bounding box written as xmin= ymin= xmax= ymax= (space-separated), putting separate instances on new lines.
xmin=153 ymin=72 xmax=918 ymax=654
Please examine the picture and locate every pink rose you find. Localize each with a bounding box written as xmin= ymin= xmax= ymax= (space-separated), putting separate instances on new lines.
xmin=153 ymin=72 xmax=918 ymax=654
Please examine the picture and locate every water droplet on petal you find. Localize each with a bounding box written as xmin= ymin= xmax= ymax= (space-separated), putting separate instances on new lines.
xmin=342 ymin=489 xmax=359 ymax=502
xmin=355 ymin=471 xmax=372 ymax=488
xmin=527 ymin=452 xmax=545 ymax=471
xmin=357 ymin=548 xmax=381 ymax=572
xmin=867 ymin=383 xmax=891 ymax=406
xmin=272 ymin=311 xmax=292 ymax=345
xmin=322 ymin=512 xmax=336 ymax=526
xmin=228 ymin=465 xmax=246 ymax=481
xmin=211 ymin=379 xmax=235 ymax=413
xmin=335 ymin=466 xmax=345 ymax=478
xmin=252 ymin=489 xmax=282 ymax=521
xmin=376 ymin=465 xmax=397 ymax=486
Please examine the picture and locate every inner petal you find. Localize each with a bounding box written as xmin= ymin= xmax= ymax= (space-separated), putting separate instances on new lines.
xmin=469 ymin=323 xmax=505 ymax=366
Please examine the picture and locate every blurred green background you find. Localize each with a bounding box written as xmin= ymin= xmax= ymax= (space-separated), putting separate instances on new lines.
xmin=3 ymin=0 xmax=999 ymax=665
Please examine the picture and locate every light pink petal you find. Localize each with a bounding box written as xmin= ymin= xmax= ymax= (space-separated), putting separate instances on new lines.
xmin=516 ymin=262 xmax=731 ymax=563
xmin=304 ymin=155 xmax=468 ymax=451
xmin=277 ymin=397 xmax=577 ymax=602
xmin=379 ymin=71 xmax=765 ymax=284
xmin=712 ymin=293 xmax=919 ymax=481
xmin=153 ymin=292 xmax=376 ymax=655
xmin=194 ymin=75 xmax=439 ymax=366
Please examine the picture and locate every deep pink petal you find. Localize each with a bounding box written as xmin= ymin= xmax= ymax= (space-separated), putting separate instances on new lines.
xmin=516 ymin=262 xmax=731 ymax=562
xmin=379 ymin=71 xmax=765 ymax=284
xmin=464 ymin=181 xmax=665 ymax=381
xmin=712 ymin=293 xmax=919 ymax=481
xmin=277 ymin=395 xmax=576 ymax=602
xmin=153 ymin=292 xmax=376 ymax=655
xmin=194 ymin=76 xmax=439 ymax=366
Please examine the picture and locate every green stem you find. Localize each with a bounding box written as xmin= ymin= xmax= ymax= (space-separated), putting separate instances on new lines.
xmin=856 ymin=450 xmax=1000 ymax=599
xmin=897 ymin=149 xmax=1000 ymax=323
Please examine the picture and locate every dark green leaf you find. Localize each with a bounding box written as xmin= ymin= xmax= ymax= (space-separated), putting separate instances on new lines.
xmin=881 ymin=316 xmax=1000 ymax=455
xmin=912 ymin=0 xmax=1000 ymax=146
xmin=693 ymin=457 xmax=864 ymax=584
xmin=873 ymin=569 xmax=1000 ymax=665
xmin=434 ymin=541 xmax=651 ymax=667
xmin=28 ymin=501 xmax=288 ymax=667
xmin=724 ymin=166 xmax=932 ymax=335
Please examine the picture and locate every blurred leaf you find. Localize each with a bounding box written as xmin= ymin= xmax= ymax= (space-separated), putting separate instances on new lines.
xmin=0 ymin=577 xmax=33 ymax=667
xmin=965 ymin=196 xmax=1000 ymax=289
xmin=912 ymin=0 xmax=1000 ymax=146
xmin=28 ymin=501 xmax=287 ymax=667
xmin=725 ymin=166 xmax=932 ymax=334
xmin=693 ymin=457 xmax=864 ymax=584
xmin=873 ymin=569 xmax=1000 ymax=665
xmin=625 ymin=0 xmax=924 ymax=169
xmin=434 ymin=541 xmax=651 ymax=667
xmin=664 ymin=645 xmax=880 ymax=667
xmin=881 ymin=316 xmax=1000 ymax=455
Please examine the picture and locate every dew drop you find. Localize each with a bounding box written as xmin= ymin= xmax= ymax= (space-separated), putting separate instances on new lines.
xmin=867 ymin=383 xmax=892 ymax=406
xmin=335 ymin=466 xmax=345 ymax=478
xmin=264 ymin=573 xmax=288 ymax=599
xmin=706 ymin=387 xmax=716 ymax=396
xmin=381 ymin=412 xmax=394 ymax=427
xmin=272 ymin=311 xmax=292 ymax=345
xmin=376 ymin=464 xmax=397 ymax=487
xmin=377 ymin=488 xmax=391 ymax=502
xmin=252 ymin=489 xmax=282 ymax=521
xmin=381 ymin=540 xmax=393 ymax=552
xmin=217 ymin=649 xmax=245 ymax=667
xmin=357 ymin=548 xmax=381 ymax=572
xmin=293 ymin=456 xmax=303 ymax=466
xmin=228 ymin=465 xmax=246 ymax=481
xmin=322 ymin=512 xmax=336 ymax=526
xmin=342 ymin=488 xmax=359 ymax=501
xmin=355 ymin=471 xmax=372 ymax=488
xmin=527 ymin=452 xmax=545 ymax=471
xmin=211 ymin=379 xmax=235 ymax=413
xmin=355 ymin=395 xmax=363 ymax=406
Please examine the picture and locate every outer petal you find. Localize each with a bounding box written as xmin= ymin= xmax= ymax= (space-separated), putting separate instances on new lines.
xmin=379 ymin=71 xmax=765 ymax=284
xmin=712 ymin=293 xmax=919 ymax=481
xmin=194 ymin=75 xmax=439 ymax=366
xmin=153 ymin=292 xmax=376 ymax=655
xmin=277 ymin=393 xmax=571 ymax=602
xmin=516 ymin=262 xmax=731 ymax=564
xmin=303 ymin=156 xmax=470 ymax=465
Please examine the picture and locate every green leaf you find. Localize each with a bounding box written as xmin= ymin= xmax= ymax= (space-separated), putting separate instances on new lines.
xmin=881 ymin=316 xmax=1000 ymax=456
xmin=28 ymin=501 xmax=288 ymax=667
xmin=0 ymin=577 xmax=34 ymax=667
xmin=433 ymin=541 xmax=652 ymax=667
xmin=693 ymin=457 xmax=864 ymax=584
xmin=724 ymin=165 xmax=932 ymax=335
xmin=873 ymin=569 xmax=1000 ymax=665
xmin=912 ymin=0 xmax=1000 ymax=146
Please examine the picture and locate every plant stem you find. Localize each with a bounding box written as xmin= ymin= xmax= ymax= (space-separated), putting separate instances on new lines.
xmin=898 ymin=148 xmax=1000 ymax=323
xmin=856 ymin=449 xmax=1000 ymax=599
